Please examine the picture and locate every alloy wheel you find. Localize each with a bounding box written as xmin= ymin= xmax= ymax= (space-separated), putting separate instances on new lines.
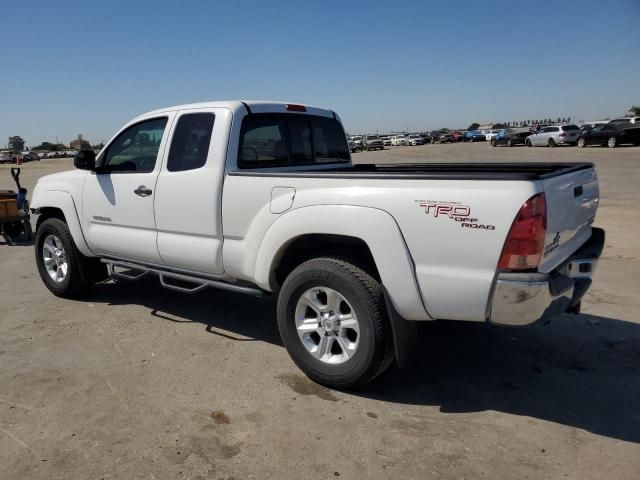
xmin=294 ymin=286 xmax=360 ymax=365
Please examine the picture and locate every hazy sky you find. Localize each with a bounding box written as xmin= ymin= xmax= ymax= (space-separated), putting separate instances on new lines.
xmin=1 ymin=0 xmax=639 ymax=146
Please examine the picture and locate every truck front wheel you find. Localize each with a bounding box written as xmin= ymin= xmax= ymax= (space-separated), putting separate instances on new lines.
xmin=277 ymin=257 xmax=393 ymax=389
xmin=35 ymin=218 xmax=107 ymax=298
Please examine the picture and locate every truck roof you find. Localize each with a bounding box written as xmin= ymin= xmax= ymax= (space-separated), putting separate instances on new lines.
xmin=140 ymin=100 xmax=337 ymax=120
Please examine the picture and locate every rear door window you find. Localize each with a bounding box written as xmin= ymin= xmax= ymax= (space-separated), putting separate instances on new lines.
xmin=238 ymin=114 xmax=349 ymax=168
xmin=167 ymin=113 xmax=215 ymax=172
xmin=562 ymin=125 xmax=579 ymax=131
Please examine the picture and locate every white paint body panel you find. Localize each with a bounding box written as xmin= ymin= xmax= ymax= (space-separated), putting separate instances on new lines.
xmin=154 ymin=107 xmax=231 ymax=274
xmin=81 ymin=112 xmax=176 ymax=264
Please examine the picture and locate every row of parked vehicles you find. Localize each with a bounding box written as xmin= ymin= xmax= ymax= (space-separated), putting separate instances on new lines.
xmin=349 ymin=115 xmax=640 ymax=152
xmin=490 ymin=116 xmax=640 ymax=148
xmin=0 ymin=150 xmax=78 ymax=164
xmin=348 ymin=131 xmax=463 ymax=151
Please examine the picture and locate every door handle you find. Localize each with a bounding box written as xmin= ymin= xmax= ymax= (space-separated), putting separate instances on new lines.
xmin=134 ymin=186 xmax=153 ymax=197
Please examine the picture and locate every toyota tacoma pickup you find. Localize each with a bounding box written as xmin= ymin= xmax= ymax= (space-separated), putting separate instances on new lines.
xmin=30 ymin=100 xmax=604 ymax=389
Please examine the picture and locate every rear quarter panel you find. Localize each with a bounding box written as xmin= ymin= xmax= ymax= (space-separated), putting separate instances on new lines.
xmin=222 ymin=174 xmax=540 ymax=322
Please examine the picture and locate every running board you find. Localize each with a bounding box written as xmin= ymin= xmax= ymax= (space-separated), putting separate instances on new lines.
xmin=101 ymin=259 xmax=265 ymax=297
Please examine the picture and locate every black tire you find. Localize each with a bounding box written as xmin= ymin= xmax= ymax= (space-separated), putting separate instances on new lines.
xmin=607 ymin=137 xmax=617 ymax=148
xmin=526 ymin=139 xmax=532 ymax=147
xmin=35 ymin=218 xmax=107 ymax=298
xmin=507 ymin=139 xmax=513 ymax=147
xmin=577 ymin=138 xmax=586 ymax=148
xmin=548 ymin=138 xmax=556 ymax=147
xmin=491 ymin=139 xmax=496 ymax=147
xmin=277 ymin=257 xmax=393 ymax=389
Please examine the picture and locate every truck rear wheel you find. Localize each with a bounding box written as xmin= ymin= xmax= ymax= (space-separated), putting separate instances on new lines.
xmin=35 ymin=218 xmax=107 ymax=298
xmin=277 ymin=257 xmax=393 ymax=389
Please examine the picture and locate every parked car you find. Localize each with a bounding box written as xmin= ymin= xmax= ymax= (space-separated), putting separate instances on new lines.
xmin=464 ymin=130 xmax=486 ymax=142
xmin=348 ymin=140 xmax=358 ymax=153
xmin=349 ymin=136 xmax=363 ymax=150
xmin=484 ymin=130 xmax=500 ymax=141
xmin=419 ymin=133 xmax=431 ymax=144
xmin=381 ymin=136 xmax=392 ymax=147
xmin=21 ymin=151 xmax=40 ymax=162
xmin=391 ymin=135 xmax=408 ymax=146
xmin=525 ymin=124 xmax=580 ymax=147
xmin=491 ymin=129 xmax=531 ymax=147
xmin=362 ymin=135 xmax=384 ymax=151
xmin=407 ymin=134 xmax=424 ymax=146
xmin=452 ymin=131 xmax=465 ymax=142
xmin=438 ymin=133 xmax=454 ymax=143
xmin=0 ymin=151 xmax=13 ymax=164
xmin=609 ymin=117 xmax=640 ymax=125
xmin=577 ymin=123 xmax=640 ymax=148
xmin=30 ymin=100 xmax=604 ymax=389
xmin=429 ymin=131 xmax=441 ymax=143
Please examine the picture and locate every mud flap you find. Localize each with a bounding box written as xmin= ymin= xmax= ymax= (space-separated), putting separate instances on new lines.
xmin=383 ymin=288 xmax=420 ymax=368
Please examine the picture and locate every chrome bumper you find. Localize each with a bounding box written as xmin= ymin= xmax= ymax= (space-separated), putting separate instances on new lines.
xmin=489 ymin=228 xmax=605 ymax=327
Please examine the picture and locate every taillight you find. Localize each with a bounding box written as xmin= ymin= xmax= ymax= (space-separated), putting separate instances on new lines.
xmin=559 ymin=132 xmax=566 ymax=137
xmin=498 ymin=193 xmax=547 ymax=271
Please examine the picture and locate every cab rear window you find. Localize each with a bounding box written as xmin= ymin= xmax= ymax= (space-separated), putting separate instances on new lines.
xmin=238 ymin=114 xmax=349 ymax=168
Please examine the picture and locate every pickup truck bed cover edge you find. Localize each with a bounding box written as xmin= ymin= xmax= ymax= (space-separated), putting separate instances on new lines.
xmin=228 ymin=162 xmax=593 ymax=181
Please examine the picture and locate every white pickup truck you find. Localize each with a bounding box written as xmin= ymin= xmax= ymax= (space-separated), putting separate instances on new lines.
xmin=31 ymin=100 xmax=604 ymax=388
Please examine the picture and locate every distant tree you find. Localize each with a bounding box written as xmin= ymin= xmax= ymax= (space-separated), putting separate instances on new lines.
xmin=627 ymin=105 xmax=640 ymax=116
xmin=79 ymin=140 xmax=91 ymax=150
xmin=32 ymin=141 xmax=55 ymax=151
xmin=493 ymin=123 xmax=506 ymax=129
xmin=91 ymin=142 xmax=104 ymax=150
xmin=467 ymin=122 xmax=480 ymax=131
xmin=8 ymin=136 xmax=25 ymax=152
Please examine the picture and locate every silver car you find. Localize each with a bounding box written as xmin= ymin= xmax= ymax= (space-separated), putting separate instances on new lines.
xmin=525 ymin=124 xmax=580 ymax=147
xmin=0 ymin=151 xmax=13 ymax=164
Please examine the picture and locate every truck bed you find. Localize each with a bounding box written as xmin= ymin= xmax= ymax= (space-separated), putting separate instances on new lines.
xmin=229 ymin=162 xmax=594 ymax=181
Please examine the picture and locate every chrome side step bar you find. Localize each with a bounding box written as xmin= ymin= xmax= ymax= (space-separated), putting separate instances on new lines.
xmin=102 ymin=259 xmax=265 ymax=297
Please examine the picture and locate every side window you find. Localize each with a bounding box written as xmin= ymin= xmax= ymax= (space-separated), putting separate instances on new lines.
xmin=167 ymin=113 xmax=215 ymax=172
xmin=103 ymin=118 xmax=167 ymax=173
xmin=312 ymin=117 xmax=350 ymax=163
xmin=239 ymin=116 xmax=289 ymax=167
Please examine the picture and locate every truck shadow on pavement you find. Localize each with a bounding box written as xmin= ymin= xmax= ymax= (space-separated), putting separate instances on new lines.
xmin=88 ymin=278 xmax=282 ymax=345
xmin=362 ymin=314 xmax=640 ymax=444
xmin=87 ymin=279 xmax=640 ymax=444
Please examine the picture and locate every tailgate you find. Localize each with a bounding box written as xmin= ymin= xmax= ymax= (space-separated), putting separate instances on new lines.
xmin=539 ymin=166 xmax=599 ymax=272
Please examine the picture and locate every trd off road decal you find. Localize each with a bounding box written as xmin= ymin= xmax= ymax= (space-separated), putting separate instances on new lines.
xmin=416 ymin=200 xmax=496 ymax=231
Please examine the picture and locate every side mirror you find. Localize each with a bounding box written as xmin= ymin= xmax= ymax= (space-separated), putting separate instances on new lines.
xmin=74 ymin=150 xmax=96 ymax=171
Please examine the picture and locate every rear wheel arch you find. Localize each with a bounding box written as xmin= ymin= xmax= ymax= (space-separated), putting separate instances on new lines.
xmin=254 ymin=205 xmax=430 ymax=321
xmin=272 ymin=234 xmax=380 ymax=290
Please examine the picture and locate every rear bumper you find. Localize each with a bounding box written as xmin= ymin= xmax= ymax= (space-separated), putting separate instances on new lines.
xmin=489 ymin=227 xmax=605 ymax=327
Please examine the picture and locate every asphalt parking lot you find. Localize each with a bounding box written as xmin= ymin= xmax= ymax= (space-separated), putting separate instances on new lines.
xmin=1 ymin=143 xmax=639 ymax=479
